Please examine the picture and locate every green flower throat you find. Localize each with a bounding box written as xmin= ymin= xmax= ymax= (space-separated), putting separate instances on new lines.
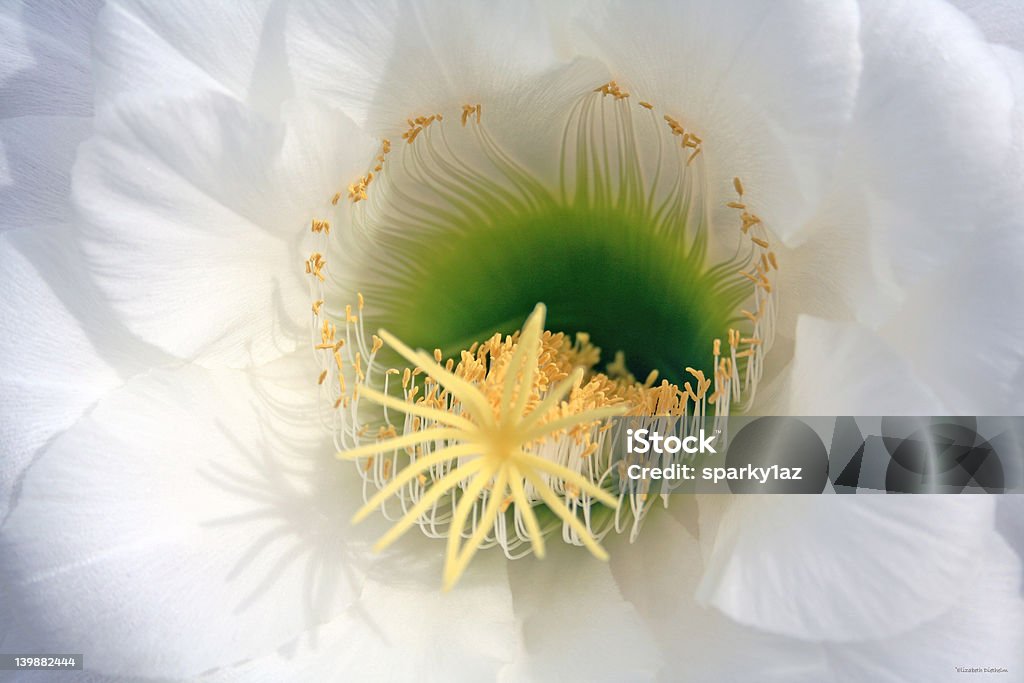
xmin=307 ymin=82 xmax=779 ymax=586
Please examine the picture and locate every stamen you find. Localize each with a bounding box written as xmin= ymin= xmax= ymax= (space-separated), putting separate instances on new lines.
xmin=303 ymin=82 xmax=781 ymax=585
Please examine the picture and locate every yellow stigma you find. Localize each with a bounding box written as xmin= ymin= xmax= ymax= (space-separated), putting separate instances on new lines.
xmin=338 ymin=304 xmax=625 ymax=590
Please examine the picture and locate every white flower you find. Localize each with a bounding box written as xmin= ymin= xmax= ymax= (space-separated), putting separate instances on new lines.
xmin=2 ymin=0 xmax=1023 ymax=681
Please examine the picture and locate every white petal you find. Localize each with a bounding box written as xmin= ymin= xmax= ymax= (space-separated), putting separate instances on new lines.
xmin=841 ymin=0 xmax=1016 ymax=289
xmin=501 ymin=540 xmax=662 ymax=681
xmin=0 ymin=0 xmax=101 ymax=118
xmin=777 ymin=6 xmax=1024 ymax=347
xmin=0 ymin=116 xmax=92 ymax=233
xmin=788 ymin=316 xmax=944 ymax=415
xmin=878 ymin=223 xmax=1024 ymax=415
xmin=1 ymin=355 xmax=373 ymax=678
xmin=0 ymin=228 xmax=157 ymax=524
xmin=948 ymin=0 xmax=1024 ymax=52
xmin=286 ymin=0 xmax=567 ymax=135
xmin=825 ymin=533 xmax=1024 ymax=682
xmin=1 ymin=2 xmax=98 ymax=236
xmin=616 ymin=508 xmax=834 ymax=682
xmin=998 ymin=496 xmax=1024 ymax=563
xmin=696 ymin=495 xmax=997 ymax=641
xmin=73 ymin=91 xmax=378 ymax=367
xmin=630 ymin=505 xmax=1019 ymax=681
xmin=93 ymin=0 xmax=292 ymax=118
xmin=573 ymin=0 xmax=862 ymax=237
xmin=199 ymin=561 xmax=516 ymax=682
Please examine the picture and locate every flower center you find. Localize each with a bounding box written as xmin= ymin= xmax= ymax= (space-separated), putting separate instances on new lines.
xmin=304 ymin=81 xmax=779 ymax=587
xmin=366 ymin=202 xmax=745 ymax=386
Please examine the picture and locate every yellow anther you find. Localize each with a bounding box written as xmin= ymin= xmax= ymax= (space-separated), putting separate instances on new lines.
xmin=460 ymin=104 xmax=483 ymax=126
xmin=741 ymin=338 xmax=762 ymax=345
xmin=727 ymin=201 xmax=746 ymax=209
xmin=740 ymin=212 xmax=762 ymax=234
xmin=639 ymin=100 xmax=654 ymax=109
xmin=768 ymin=252 xmax=779 ymax=270
xmin=321 ymin=320 xmax=335 ymax=343
xmin=751 ymin=236 xmax=770 ymax=249
xmin=318 ymin=370 xmax=328 ymax=385
xmin=433 ymin=348 xmax=443 ymax=363
xmin=713 ymin=339 xmax=721 ymax=355
xmin=312 ymin=299 xmax=324 ymax=315
xmin=348 ymin=176 xmax=370 ymax=203
xmin=331 ymin=192 xmax=341 ymax=205
xmin=595 ymin=81 xmax=629 ymax=99
xmin=402 ymin=118 xmax=423 ymax=143
xmin=371 ymin=335 xmax=384 ymax=354
xmin=306 ymin=252 xmax=326 ymax=281
xmin=663 ymin=114 xmax=685 ymax=136
xmin=733 ymin=177 xmax=744 ymax=196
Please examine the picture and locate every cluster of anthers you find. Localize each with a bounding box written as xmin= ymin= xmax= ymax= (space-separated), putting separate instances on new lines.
xmin=302 ymin=82 xmax=778 ymax=588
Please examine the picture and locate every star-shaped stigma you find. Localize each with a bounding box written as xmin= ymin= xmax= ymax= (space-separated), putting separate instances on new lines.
xmin=338 ymin=304 xmax=625 ymax=590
